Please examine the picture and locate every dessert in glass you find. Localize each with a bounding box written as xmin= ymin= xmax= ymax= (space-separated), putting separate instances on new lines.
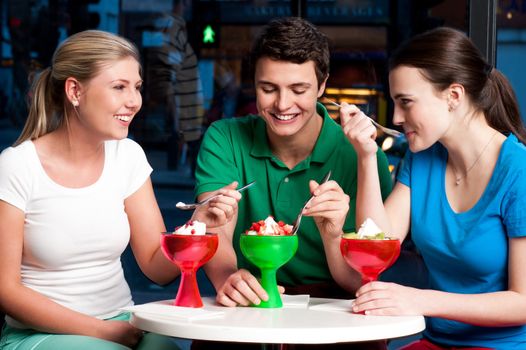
xmin=240 ymin=216 xmax=297 ymax=308
xmin=160 ymin=220 xmax=218 ymax=308
xmin=340 ymin=218 xmax=401 ymax=287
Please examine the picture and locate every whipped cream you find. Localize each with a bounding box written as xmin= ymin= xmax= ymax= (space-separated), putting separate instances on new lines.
xmin=246 ymin=216 xmax=293 ymax=236
xmin=357 ymin=218 xmax=383 ymax=239
xmin=174 ymin=220 xmax=206 ymax=235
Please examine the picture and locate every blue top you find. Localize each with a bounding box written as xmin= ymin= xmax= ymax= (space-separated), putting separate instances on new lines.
xmin=397 ymin=134 xmax=526 ymax=349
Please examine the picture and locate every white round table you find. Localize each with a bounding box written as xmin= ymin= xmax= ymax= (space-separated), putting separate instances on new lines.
xmin=129 ymin=296 xmax=425 ymax=344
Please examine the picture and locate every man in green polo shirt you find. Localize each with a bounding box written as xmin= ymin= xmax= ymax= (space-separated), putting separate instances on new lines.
xmin=195 ymin=17 xmax=392 ymax=312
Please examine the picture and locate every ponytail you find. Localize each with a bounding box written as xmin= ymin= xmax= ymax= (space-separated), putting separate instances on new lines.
xmin=481 ymin=69 xmax=526 ymax=144
xmin=389 ymin=27 xmax=526 ymax=145
xmin=14 ymin=67 xmax=64 ymax=146
xmin=13 ymin=30 xmax=140 ymax=147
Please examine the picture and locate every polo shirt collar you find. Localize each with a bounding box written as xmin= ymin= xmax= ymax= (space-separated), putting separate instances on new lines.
xmin=251 ymin=117 xmax=272 ymax=158
xmin=250 ymin=102 xmax=340 ymax=165
xmin=310 ymin=103 xmax=340 ymax=164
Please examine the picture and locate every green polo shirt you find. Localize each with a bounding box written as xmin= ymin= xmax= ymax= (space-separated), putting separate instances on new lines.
xmin=195 ymin=103 xmax=392 ymax=286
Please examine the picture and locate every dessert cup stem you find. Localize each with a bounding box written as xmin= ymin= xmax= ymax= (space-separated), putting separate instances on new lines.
xmin=361 ymin=274 xmax=379 ymax=286
xmin=174 ymin=268 xmax=203 ymax=308
xmin=258 ymin=268 xmax=282 ymax=308
xmin=355 ymin=275 xmax=379 ymax=315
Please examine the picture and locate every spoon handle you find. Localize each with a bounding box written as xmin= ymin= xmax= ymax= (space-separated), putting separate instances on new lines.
xmin=236 ymin=181 xmax=256 ymax=193
xmin=199 ymin=181 xmax=256 ymax=205
xmin=291 ymin=170 xmax=332 ymax=235
xmin=176 ymin=181 xmax=257 ymax=210
xmin=302 ymin=170 xmax=331 ymax=211
xmin=322 ymin=98 xmax=403 ymax=137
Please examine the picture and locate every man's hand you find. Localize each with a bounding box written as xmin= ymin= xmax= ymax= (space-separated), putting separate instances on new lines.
xmin=303 ymin=179 xmax=350 ymax=240
xmin=216 ymin=269 xmax=273 ymax=307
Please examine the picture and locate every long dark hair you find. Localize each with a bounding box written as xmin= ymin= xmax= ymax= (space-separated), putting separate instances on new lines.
xmin=389 ymin=27 xmax=526 ymax=144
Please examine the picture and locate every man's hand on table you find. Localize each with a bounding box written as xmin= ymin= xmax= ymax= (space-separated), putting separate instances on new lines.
xmin=215 ymin=268 xmax=285 ymax=307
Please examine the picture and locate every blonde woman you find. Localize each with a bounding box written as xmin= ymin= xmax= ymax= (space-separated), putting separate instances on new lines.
xmin=0 ymin=30 xmax=240 ymax=350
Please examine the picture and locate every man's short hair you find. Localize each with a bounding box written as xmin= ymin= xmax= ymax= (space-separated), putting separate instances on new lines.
xmin=249 ymin=17 xmax=330 ymax=87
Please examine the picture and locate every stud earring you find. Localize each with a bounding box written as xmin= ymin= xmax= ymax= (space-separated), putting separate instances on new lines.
xmin=72 ymin=100 xmax=78 ymax=107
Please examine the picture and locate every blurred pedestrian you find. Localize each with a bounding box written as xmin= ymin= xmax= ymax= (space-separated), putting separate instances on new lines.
xmin=146 ymin=0 xmax=204 ymax=172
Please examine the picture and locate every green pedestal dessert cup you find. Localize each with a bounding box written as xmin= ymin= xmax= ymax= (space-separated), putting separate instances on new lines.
xmin=240 ymin=235 xmax=298 ymax=308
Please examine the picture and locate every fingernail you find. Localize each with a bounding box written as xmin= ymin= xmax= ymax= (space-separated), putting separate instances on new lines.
xmin=253 ymin=299 xmax=261 ymax=305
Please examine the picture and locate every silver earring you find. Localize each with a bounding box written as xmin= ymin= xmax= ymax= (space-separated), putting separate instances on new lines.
xmin=72 ymin=100 xmax=78 ymax=107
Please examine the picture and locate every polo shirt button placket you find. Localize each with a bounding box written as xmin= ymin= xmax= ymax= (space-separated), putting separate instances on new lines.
xmin=276 ymin=174 xmax=292 ymax=208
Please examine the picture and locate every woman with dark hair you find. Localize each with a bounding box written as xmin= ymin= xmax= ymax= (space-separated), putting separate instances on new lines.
xmin=340 ymin=27 xmax=526 ymax=349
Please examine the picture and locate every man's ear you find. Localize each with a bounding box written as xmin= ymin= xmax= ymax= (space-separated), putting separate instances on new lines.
xmin=65 ymin=77 xmax=82 ymax=106
xmin=317 ymin=76 xmax=329 ymax=98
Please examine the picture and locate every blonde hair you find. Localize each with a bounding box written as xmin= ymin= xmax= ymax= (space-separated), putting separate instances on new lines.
xmin=15 ymin=30 xmax=141 ymax=146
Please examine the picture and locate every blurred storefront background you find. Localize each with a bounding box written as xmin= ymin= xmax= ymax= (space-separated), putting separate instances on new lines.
xmin=0 ymin=0 xmax=525 ymax=163
xmin=0 ymin=3 xmax=524 ymax=344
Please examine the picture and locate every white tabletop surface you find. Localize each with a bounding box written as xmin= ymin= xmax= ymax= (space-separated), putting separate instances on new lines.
xmin=129 ymin=296 xmax=425 ymax=344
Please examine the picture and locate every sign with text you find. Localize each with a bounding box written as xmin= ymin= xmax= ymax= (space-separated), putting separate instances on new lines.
xmin=197 ymin=0 xmax=389 ymax=24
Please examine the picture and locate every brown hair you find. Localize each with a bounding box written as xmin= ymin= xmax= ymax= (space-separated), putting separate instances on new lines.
xmin=389 ymin=27 xmax=526 ymax=144
xmin=15 ymin=30 xmax=141 ymax=146
xmin=249 ymin=17 xmax=330 ymax=87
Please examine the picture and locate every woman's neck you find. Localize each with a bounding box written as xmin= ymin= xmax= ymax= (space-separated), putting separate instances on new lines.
xmin=441 ymin=110 xmax=507 ymax=212
xmin=48 ymin=124 xmax=105 ymax=163
xmin=441 ymin=111 xmax=497 ymax=172
xmin=32 ymin=124 xmax=106 ymax=188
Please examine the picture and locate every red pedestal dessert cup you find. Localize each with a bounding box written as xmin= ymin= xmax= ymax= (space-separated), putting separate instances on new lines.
xmin=340 ymin=236 xmax=400 ymax=314
xmin=340 ymin=236 xmax=400 ymax=286
xmin=160 ymin=233 xmax=218 ymax=308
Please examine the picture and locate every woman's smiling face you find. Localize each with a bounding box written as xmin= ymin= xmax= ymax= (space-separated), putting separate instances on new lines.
xmin=389 ymin=65 xmax=451 ymax=152
xmin=74 ymin=56 xmax=143 ymax=141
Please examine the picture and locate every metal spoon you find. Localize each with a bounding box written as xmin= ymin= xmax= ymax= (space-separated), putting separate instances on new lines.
xmin=175 ymin=181 xmax=256 ymax=210
xmin=290 ymin=171 xmax=332 ymax=235
xmin=323 ymin=98 xmax=404 ymax=138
